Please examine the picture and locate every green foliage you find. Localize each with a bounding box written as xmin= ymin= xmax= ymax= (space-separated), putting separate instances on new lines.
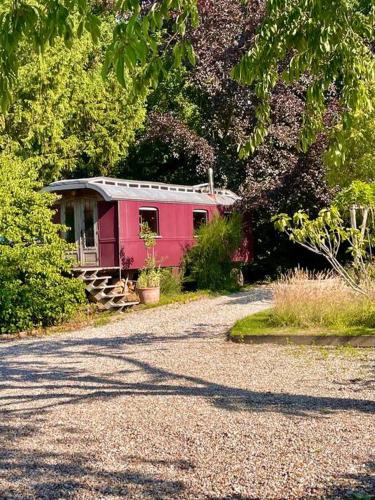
xmin=137 ymin=267 xmax=160 ymax=288
xmin=0 ymin=0 xmax=198 ymax=111
xmin=139 ymin=221 xmax=157 ymax=250
xmin=2 ymin=0 xmax=374 ymax=179
xmin=273 ymin=207 xmax=349 ymax=250
xmin=232 ymin=0 xmax=375 ymax=157
xmin=0 ymin=17 xmax=147 ymax=183
xmin=159 ymin=268 xmax=182 ymax=295
xmin=0 ymin=156 xmax=85 ymax=333
xmin=273 ymin=182 xmax=375 ymax=293
xmin=184 ymin=213 xmax=243 ymax=291
xmin=274 ymin=206 xmax=363 ymax=282
xmin=137 ymin=221 xmax=160 ymax=288
xmin=326 ymin=82 xmax=375 ymax=186
xmin=334 ymin=181 xmax=375 ymax=209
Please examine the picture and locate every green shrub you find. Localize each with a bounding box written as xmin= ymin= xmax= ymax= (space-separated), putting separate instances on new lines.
xmin=0 ymin=156 xmax=85 ymax=333
xmin=160 ymin=268 xmax=182 ymax=296
xmin=137 ymin=268 xmax=161 ymax=288
xmin=184 ymin=213 xmax=243 ymax=291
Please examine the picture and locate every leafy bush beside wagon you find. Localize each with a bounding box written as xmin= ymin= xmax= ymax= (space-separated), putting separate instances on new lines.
xmin=0 ymin=157 xmax=85 ymax=333
xmin=184 ymin=213 xmax=243 ymax=291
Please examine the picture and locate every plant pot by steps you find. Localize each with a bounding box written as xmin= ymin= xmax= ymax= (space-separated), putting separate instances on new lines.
xmin=137 ymin=286 xmax=160 ymax=305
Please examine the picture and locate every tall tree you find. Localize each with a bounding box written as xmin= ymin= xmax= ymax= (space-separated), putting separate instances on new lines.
xmin=0 ymin=16 xmax=147 ymax=183
xmin=233 ymin=0 xmax=375 ymax=156
xmin=1 ymin=0 xmax=373 ymax=160
xmin=122 ymin=0 xmax=258 ymax=188
xmin=240 ymin=81 xmax=334 ymax=276
xmin=0 ymin=0 xmax=199 ymax=111
xmin=124 ymin=0 xmax=335 ymax=275
xmin=123 ymin=108 xmax=215 ymax=185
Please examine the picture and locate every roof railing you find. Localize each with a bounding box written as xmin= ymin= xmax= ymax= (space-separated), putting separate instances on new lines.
xmin=49 ymin=176 xmax=238 ymax=198
xmin=88 ymin=177 xmax=236 ymax=197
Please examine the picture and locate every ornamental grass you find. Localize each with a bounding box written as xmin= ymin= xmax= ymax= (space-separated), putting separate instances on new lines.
xmin=271 ymin=268 xmax=375 ymax=330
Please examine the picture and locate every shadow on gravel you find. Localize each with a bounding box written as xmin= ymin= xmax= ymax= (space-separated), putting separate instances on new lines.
xmin=220 ymin=288 xmax=272 ymax=306
xmin=220 ymin=288 xmax=272 ymax=307
xmin=0 ymin=337 xmax=374 ymax=418
xmin=324 ymin=460 xmax=375 ymax=499
xmin=1 ymin=287 xmax=372 ymax=498
xmin=333 ymin=369 xmax=375 ymax=392
xmin=0 ymin=421 xmax=185 ymax=498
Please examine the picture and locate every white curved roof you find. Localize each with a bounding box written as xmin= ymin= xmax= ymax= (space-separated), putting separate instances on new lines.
xmin=45 ymin=177 xmax=239 ymax=206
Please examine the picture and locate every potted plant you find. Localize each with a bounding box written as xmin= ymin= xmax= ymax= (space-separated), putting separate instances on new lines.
xmin=137 ymin=223 xmax=161 ymax=304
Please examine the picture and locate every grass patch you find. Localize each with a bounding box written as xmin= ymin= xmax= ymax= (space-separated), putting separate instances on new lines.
xmin=134 ymin=290 xmax=216 ymax=311
xmin=231 ymin=310 xmax=299 ymax=336
xmin=231 ymin=309 xmax=375 ymax=337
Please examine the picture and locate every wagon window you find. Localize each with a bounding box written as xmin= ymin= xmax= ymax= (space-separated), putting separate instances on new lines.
xmin=139 ymin=207 xmax=159 ymax=235
xmin=193 ymin=210 xmax=208 ymax=234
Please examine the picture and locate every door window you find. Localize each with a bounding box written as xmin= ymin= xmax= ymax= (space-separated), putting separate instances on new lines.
xmin=64 ymin=201 xmax=76 ymax=243
xmin=83 ymin=200 xmax=96 ymax=248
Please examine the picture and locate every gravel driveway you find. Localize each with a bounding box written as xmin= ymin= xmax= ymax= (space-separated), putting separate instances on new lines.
xmin=0 ymin=288 xmax=374 ymax=499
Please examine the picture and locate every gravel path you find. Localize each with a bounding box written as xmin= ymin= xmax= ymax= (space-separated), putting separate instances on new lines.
xmin=0 ymin=288 xmax=374 ymax=499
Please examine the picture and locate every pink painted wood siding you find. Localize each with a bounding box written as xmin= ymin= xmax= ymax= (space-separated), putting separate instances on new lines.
xmin=118 ymin=200 xmax=218 ymax=270
xmin=63 ymin=195 xmax=254 ymax=270
xmin=98 ymin=201 xmax=119 ymax=268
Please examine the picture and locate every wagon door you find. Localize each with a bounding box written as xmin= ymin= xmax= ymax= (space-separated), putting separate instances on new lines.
xmin=77 ymin=199 xmax=99 ymax=267
xmin=97 ymin=201 xmax=119 ymax=268
xmin=61 ymin=199 xmax=80 ymax=265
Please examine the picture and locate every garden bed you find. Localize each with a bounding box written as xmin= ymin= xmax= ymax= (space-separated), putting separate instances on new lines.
xmin=229 ymin=310 xmax=375 ymax=347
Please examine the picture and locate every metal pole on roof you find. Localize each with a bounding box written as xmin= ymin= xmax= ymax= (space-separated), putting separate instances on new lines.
xmin=208 ymin=167 xmax=214 ymax=194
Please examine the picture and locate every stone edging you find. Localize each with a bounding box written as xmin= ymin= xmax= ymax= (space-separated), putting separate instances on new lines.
xmin=229 ymin=334 xmax=375 ymax=348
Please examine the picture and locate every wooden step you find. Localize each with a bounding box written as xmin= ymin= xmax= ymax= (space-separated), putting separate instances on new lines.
xmin=95 ymin=292 xmax=128 ymax=301
xmin=107 ymin=301 xmax=139 ymax=309
xmin=74 ymin=267 xmax=120 ymax=271
xmin=96 ymin=292 xmax=132 ymax=305
xmin=107 ymin=293 xmax=129 ymax=301
xmin=81 ymin=275 xmax=112 ymax=282
xmin=90 ymin=284 xmax=121 ymax=291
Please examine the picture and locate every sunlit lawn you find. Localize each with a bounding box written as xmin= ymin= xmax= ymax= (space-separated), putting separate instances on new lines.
xmin=231 ymin=309 xmax=375 ymax=337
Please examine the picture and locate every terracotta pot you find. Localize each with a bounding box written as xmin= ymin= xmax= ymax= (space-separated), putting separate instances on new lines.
xmin=137 ymin=286 xmax=160 ymax=305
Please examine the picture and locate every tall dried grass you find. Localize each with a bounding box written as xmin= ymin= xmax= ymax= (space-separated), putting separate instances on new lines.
xmin=272 ymin=268 xmax=375 ymax=329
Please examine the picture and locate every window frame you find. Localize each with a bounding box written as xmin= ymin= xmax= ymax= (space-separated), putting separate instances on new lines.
xmin=193 ymin=209 xmax=208 ymax=236
xmin=139 ymin=206 xmax=160 ymax=236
